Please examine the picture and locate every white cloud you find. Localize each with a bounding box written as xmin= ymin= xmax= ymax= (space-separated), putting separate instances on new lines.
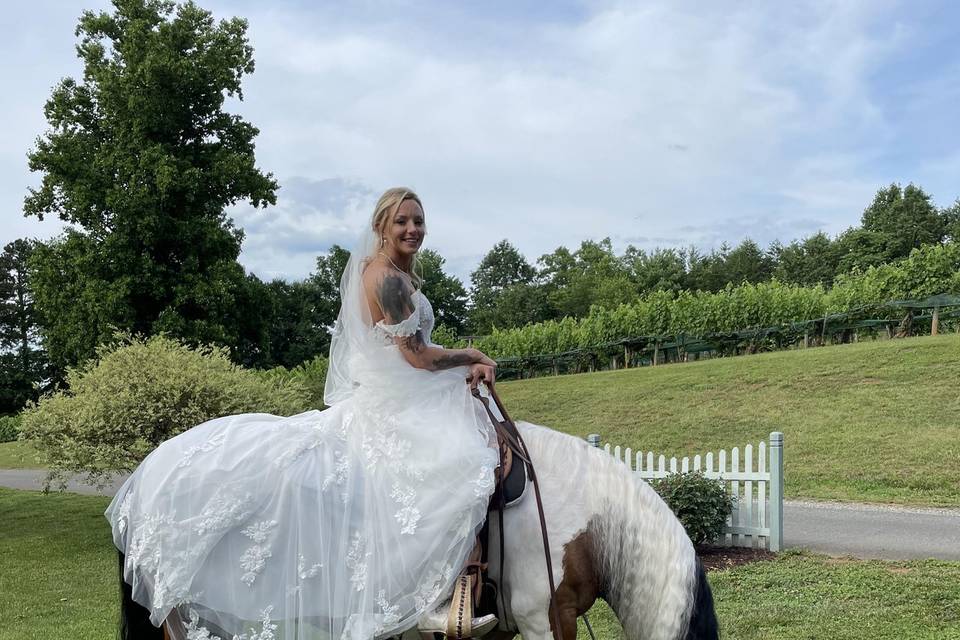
xmin=2 ymin=0 xmax=957 ymax=285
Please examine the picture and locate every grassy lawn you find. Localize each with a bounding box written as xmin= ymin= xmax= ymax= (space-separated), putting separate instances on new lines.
xmin=2 ymin=488 xmax=958 ymax=639
xmin=0 ymin=440 xmax=42 ymax=469
xmin=0 ymin=489 xmax=115 ymax=640
xmin=4 ymin=335 xmax=958 ymax=506
xmin=499 ymin=334 xmax=960 ymax=506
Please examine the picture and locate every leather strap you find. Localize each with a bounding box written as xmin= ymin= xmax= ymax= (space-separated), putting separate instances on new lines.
xmin=471 ymin=385 xmax=564 ymax=640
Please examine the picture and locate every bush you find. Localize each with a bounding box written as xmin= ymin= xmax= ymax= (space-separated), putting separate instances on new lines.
xmin=19 ymin=334 xmax=312 ymax=487
xmin=257 ymin=355 xmax=329 ymax=409
xmin=649 ymin=472 xmax=733 ymax=545
xmin=0 ymin=415 xmax=21 ymax=443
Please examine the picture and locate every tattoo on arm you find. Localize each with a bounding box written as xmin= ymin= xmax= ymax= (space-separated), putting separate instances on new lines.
xmin=431 ymin=352 xmax=475 ymax=369
xmin=399 ymin=330 xmax=427 ymax=354
xmin=377 ymin=274 xmax=415 ymax=324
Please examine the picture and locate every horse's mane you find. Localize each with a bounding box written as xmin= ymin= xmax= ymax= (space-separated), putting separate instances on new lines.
xmin=517 ymin=422 xmax=697 ymax=640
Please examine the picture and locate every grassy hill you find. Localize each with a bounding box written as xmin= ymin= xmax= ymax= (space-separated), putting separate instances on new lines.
xmin=499 ymin=333 xmax=960 ymax=506
xmin=2 ymin=333 xmax=957 ymax=505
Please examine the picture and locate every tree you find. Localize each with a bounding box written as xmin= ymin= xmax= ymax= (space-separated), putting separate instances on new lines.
xmin=624 ymin=246 xmax=686 ymax=295
xmin=258 ymin=245 xmax=350 ymax=369
xmin=260 ymin=279 xmax=327 ymax=369
xmin=24 ymin=0 xmax=276 ymax=368
xmin=837 ymin=183 xmax=946 ymax=272
xmin=941 ymin=199 xmax=960 ymax=243
xmin=537 ymin=239 xmax=635 ymax=318
xmin=418 ymin=249 xmax=468 ymax=335
xmin=0 ymin=240 xmax=49 ymax=413
xmin=686 ymin=243 xmax=731 ymax=292
xmin=469 ymin=240 xmax=537 ymax=332
xmin=724 ymin=238 xmax=774 ymax=285
xmin=772 ymin=232 xmax=841 ymax=287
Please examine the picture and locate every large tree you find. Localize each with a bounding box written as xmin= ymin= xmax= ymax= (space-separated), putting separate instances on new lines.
xmin=540 ymin=238 xmax=634 ymax=317
xmin=624 ymin=246 xmax=686 ymax=295
xmin=418 ymin=249 xmax=469 ymax=335
xmin=468 ymin=240 xmax=538 ymax=332
xmin=771 ymin=232 xmax=841 ymax=287
xmin=24 ymin=0 xmax=276 ymax=368
xmin=0 ymin=240 xmax=49 ymax=413
xmin=838 ymin=183 xmax=946 ymax=272
xmin=262 ymin=245 xmax=350 ymax=369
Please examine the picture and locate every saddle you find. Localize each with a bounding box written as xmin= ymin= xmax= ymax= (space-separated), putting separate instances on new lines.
xmin=436 ymin=387 xmax=562 ymax=640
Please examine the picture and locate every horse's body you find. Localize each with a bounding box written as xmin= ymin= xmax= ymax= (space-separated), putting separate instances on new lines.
xmin=119 ymin=421 xmax=717 ymax=640
xmin=485 ymin=422 xmax=717 ymax=640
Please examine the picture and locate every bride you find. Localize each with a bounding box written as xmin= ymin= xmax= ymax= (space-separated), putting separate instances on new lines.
xmin=107 ymin=188 xmax=502 ymax=640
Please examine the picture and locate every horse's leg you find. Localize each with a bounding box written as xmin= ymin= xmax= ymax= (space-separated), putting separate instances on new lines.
xmin=510 ymin=531 xmax=600 ymax=640
xmin=551 ymin=531 xmax=600 ymax=640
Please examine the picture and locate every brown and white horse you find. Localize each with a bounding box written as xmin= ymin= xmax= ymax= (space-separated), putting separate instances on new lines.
xmin=118 ymin=421 xmax=717 ymax=640
xmin=484 ymin=421 xmax=718 ymax=640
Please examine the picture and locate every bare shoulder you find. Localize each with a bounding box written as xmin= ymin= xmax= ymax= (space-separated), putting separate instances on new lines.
xmin=362 ymin=262 xmax=416 ymax=323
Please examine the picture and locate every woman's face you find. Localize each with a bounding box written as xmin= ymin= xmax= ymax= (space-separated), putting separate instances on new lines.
xmin=386 ymin=199 xmax=425 ymax=257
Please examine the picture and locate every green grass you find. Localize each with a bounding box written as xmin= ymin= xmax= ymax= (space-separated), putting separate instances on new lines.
xmin=0 ymin=440 xmax=42 ymax=469
xmin=0 ymin=489 xmax=115 ymax=640
xmin=500 ymin=334 xmax=960 ymax=506
xmin=583 ymin=550 xmax=960 ymax=639
xmin=2 ymin=488 xmax=958 ymax=639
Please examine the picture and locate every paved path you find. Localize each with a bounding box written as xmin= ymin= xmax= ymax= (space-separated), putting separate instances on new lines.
xmin=784 ymin=499 xmax=960 ymax=561
xmin=2 ymin=470 xmax=959 ymax=561
xmin=0 ymin=469 xmax=127 ymax=496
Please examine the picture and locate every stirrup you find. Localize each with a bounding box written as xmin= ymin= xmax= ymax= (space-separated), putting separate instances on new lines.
xmin=417 ymin=574 xmax=498 ymax=640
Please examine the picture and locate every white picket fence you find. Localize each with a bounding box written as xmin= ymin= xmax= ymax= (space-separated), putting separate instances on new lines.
xmin=587 ymin=432 xmax=784 ymax=551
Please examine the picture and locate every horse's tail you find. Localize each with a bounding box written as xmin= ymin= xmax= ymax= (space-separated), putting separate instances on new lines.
xmin=684 ymin=559 xmax=719 ymax=640
xmin=118 ymin=551 xmax=164 ymax=640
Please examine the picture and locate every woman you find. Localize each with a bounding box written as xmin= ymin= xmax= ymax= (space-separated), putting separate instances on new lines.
xmin=107 ymin=188 xmax=501 ymax=640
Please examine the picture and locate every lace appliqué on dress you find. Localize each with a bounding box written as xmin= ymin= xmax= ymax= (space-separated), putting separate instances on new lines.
xmin=195 ymin=490 xmax=255 ymax=536
xmin=178 ymin=431 xmax=227 ymax=468
xmin=239 ymin=520 xmax=277 ymax=586
xmin=390 ymin=482 xmax=422 ymax=535
xmin=473 ymin=465 xmax=495 ymax=498
xmin=346 ymin=531 xmax=371 ymax=592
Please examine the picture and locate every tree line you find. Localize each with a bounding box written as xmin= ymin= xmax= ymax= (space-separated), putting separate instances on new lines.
xmin=2 ymin=0 xmax=958 ymax=414
xmin=466 ymin=184 xmax=960 ymax=334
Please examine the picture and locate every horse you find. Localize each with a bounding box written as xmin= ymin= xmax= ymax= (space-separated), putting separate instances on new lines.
xmin=117 ymin=421 xmax=718 ymax=640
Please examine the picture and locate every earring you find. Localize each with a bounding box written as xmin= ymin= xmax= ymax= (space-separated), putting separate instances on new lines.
xmin=380 ymin=236 xmax=385 ymax=248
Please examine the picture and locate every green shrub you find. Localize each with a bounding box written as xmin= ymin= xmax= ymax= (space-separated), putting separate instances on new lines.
xmin=649 ymin=471 xmax=733 ymax=545
xmin=430 ymin=324 xmax=465 ymax=349
xmin=257 ymin=355 xmax=329 ymax=409
xmin=19 ymin=334 xmax=312 ymax=487
xmin=0 ymin=415 xmax=21 ymax=443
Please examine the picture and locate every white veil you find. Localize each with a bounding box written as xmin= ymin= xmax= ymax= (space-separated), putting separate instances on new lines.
xmin=323 ymin=227 xmax=379 ymax=406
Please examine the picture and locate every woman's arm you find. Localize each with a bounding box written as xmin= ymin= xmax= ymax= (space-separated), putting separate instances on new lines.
xmin=376 ymin=272 xmax=493 ymax=372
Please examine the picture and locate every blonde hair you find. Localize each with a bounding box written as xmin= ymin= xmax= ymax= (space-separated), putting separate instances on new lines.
xmin=371 ymin=187 xmax=425 ymax=287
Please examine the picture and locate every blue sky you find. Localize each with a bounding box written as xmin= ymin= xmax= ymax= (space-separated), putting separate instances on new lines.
xmin=2 ymin=0 xmax=959 ymax=283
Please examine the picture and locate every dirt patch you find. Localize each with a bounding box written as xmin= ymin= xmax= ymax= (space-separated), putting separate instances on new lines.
xmin=696 ymin=545 xmax=777 ymax=571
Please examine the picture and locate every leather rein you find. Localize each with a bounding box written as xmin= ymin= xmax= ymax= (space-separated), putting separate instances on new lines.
xmin=471 ymin=384 xmax=565 ymax=640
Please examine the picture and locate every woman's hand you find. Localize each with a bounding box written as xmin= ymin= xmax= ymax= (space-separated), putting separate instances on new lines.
xmin=466 ymin=362 xmax=496 ymax=391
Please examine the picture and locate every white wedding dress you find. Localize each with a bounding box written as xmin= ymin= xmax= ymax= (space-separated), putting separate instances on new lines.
xmin=106 ymin=235 xmax=499 ymax=640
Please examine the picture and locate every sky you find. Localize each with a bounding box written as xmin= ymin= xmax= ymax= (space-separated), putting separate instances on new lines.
xmin=2 ymin=0 xmax=959 ymax=283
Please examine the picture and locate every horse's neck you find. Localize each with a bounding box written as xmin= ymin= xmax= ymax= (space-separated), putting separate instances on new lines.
xmin=515 ymin=424 xmax=697 ymax=640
